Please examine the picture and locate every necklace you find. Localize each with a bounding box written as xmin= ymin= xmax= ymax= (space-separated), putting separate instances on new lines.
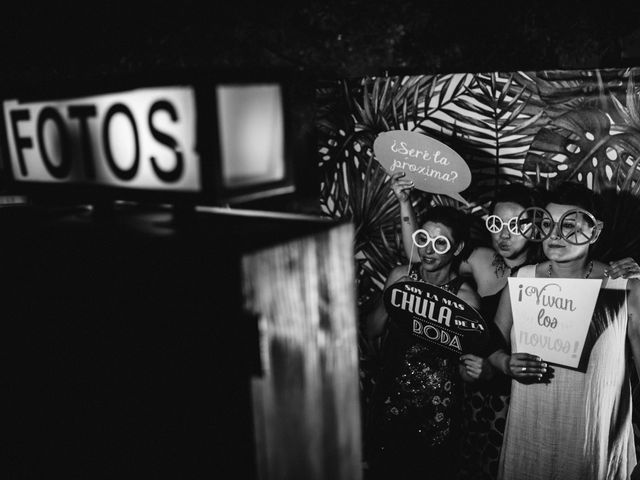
xmin=547 ymin=260 xmax=593 ymax=278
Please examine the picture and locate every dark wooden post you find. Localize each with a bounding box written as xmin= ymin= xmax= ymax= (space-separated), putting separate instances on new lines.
xmin=242 ymin=222 xmax=362 ymax=480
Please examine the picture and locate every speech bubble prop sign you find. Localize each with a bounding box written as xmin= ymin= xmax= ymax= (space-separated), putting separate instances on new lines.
xmin=508 ymin=278 xmax=602 ymax=371
xmin=373 ymin=130 xmax=471 ymax=204
xmin=383 ymin=281 xmax=489 ymax=357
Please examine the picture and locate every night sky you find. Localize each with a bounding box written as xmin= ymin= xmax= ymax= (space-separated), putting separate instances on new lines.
xmin=0 ymin=1 xmax=639 ymax=91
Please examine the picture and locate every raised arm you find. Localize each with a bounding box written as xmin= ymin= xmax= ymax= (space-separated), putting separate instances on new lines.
xmin=389 ymin=172 xmax=420 ymax=263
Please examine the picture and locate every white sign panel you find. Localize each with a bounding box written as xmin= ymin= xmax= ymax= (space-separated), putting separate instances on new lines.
xmin=3 ymin=86 xmax=200 ymax=191
xmin=508 ymin=277 xmax=602 ymax=369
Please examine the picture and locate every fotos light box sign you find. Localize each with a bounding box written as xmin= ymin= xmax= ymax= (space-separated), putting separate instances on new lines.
xmin=2 ymin=86 xmax=201 ymax=191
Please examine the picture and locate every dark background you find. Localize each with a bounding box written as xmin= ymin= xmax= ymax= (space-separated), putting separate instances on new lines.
xmin=0 ymin=1 xmax=640 ymax=90
xmin=3 ymin=2 xmax=640 ymax=479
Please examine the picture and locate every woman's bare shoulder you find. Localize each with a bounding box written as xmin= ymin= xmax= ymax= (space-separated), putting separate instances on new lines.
xmin=386 ymin=264 xmax=411 ymax=286
xmin=457 ymin=281 xmax=481 ymax=310
xmin=467 ymin=246 xmax=500 ymax=267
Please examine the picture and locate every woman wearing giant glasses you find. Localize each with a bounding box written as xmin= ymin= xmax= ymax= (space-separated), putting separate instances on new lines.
xmin=488 ymin=182 xmax=640 ymax=480
xmin=392 ymin=172 xmax=639 ymax=299
xmin=391 ymin=173 xmax=544 ymax=479
xmin=389 ymin=172 xmax=640 ymax=480
xmin=365 ymin=205 xmax=487 ymax=480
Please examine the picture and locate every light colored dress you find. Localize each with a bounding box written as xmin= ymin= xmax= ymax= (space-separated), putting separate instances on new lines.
xmin=498 ymin=265 xmax=637 ymax=480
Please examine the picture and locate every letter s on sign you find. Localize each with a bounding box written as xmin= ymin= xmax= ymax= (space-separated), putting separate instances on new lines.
xmin=148 ymin=100 xmax=184 ymax=183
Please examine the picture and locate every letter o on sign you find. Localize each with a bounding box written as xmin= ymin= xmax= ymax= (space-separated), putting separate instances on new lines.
xmin=102 ymin=103 xmax=140 ymax=181
xmin=37 ymin=107 xmax=72 ymax=179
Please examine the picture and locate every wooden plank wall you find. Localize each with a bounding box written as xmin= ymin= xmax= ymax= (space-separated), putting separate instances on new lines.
xmin=242 ymin=222 xmax=361 ymax=480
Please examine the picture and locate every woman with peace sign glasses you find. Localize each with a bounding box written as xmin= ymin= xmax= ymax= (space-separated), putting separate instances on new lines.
xmin=390 ymin=171 xmax=640 ymax=300
xmin=485 ymin=214 xmax=520 ymax=236
xmin=487 ymin=182 xmax=640 ymax=480
xmin=515 ymin=206 xmax=602 ymax=245
xmin=388 ymin=172 xmax=640 ymax=480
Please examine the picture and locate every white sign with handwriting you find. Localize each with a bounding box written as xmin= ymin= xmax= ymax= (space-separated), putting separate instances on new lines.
xmin=508 ymin=277 xmax=602 ymax=369
xmin=373 ymin=130 xmax=471 ymax=204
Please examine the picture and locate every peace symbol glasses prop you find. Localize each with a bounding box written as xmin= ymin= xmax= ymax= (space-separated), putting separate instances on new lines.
xmin=516 ymin=207 xmax=599 ymax=245
xmin=411 ymin=229 xmax=452 ymax=254
xmin=485 ymin=215 xmax=520 ymax=235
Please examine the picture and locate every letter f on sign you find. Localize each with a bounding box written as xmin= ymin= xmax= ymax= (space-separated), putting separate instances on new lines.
xmin=10 ymin=109 xmax=33 ymax=176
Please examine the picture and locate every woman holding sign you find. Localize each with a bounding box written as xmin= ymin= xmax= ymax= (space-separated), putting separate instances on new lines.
xmin=488 ymin=182 xmax=640 ymax=480
xmin=365 ymin=205 xmax=491 ymax=480
xmin=392 ymin=174 xmax=544 ymax=480
xmin=391 ymin=171 xmax=639 ymax=298
xmin=390 ymin=171 xmax=640 ymax=480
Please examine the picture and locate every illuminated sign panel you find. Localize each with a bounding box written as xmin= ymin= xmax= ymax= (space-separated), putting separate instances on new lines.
xmin=2 ymin=86 xmax=200 ymax=191
xmin=216 ymin=84 xmax=285 ymax=189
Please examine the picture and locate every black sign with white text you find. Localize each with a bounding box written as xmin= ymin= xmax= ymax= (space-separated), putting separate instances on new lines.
xmin=384 ymin=281 xmax=490 ymax=357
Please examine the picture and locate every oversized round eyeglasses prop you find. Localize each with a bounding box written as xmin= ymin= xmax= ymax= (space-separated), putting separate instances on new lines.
xmin=516 ymin=207 xmax=599 ymax=245
xmin=485 ymin=215 xmax=519 ymax=235
xmin=411 ymin=229 xmax=451 ymax=254
xmin=373 ymin=130 xmax=472 ymax=204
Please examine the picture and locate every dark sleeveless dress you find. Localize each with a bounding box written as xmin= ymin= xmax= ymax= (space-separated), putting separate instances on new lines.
xmin=366 ymin=264 xmax=468 ymax=480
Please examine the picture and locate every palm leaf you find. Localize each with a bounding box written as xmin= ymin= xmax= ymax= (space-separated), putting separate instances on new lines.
xmin=416 ymin=72 xmax=550 ymax=205
xmin=523 ymin=108 xmax=640 ymax=193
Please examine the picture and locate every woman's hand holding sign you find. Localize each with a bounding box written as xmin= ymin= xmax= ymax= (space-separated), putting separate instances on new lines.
xmin=390 ymin=171 xmax=415 ymax=203
xmin=507 ymin=353 xmax=548 ymax=380
xmin=490 ymin=351 xmax=548 ymax=383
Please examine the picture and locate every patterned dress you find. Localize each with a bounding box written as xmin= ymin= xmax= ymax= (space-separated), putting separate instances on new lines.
xmin=498 ymin=265 xmax=637 ymax=480
xmin=366 ymin=264 xmax=468 ymax=479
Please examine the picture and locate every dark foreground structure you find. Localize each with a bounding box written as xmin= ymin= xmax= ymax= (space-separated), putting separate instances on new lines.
xmin=4 ymin=204 xmax=361 ymax=479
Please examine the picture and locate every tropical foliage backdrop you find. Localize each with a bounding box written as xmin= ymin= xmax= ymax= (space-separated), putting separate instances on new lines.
xmin=316 ymin=67 xmax=640 ymax=312
xmin=315 ymin=67 xmax=640 ymax=434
